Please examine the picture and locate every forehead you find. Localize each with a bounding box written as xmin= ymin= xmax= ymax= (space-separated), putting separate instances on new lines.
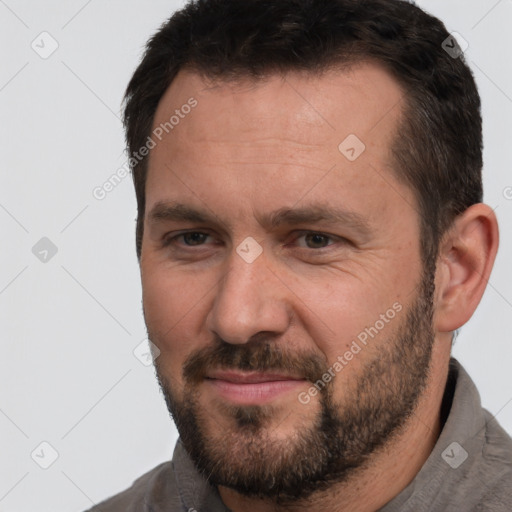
xmin=151 ymin=63 xmax=404 ymax=150
xmin=144 ymin=63 xmax=412 ymax=233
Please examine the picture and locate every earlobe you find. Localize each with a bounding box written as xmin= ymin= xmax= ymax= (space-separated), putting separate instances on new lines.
xmin=434 ymin=203 xmax=499 ymax=333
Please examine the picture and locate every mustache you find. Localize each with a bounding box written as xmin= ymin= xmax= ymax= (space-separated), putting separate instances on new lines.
xmin=183 ymin=337 xmax=328 ymax=385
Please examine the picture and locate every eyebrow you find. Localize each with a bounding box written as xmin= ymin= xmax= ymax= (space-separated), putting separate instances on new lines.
xmin=147 ymin=201 xmax=373 ymax=237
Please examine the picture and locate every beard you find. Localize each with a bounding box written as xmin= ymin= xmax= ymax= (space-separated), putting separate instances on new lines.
xmin=151 ymin=261 xmax=436 ymax=505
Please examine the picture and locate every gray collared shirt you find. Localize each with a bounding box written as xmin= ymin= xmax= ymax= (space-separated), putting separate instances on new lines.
xmin=86 ymin=358 xmax=512 ymax=511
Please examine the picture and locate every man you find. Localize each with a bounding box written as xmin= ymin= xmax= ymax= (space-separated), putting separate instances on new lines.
xmin=87 ymin=0 xmax=512 ymax=510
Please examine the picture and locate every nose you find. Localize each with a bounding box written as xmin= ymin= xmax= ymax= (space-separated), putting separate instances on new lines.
xmin=205 ymin=249 xmax=291 ymax=345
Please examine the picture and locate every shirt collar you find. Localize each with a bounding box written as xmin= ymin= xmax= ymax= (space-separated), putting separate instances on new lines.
xmin=379 ymin=357 xmax=487 ymax=510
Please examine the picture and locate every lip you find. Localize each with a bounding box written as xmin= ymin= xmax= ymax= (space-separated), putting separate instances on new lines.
xmin=205 ymin=371 xmax=306 ymax=404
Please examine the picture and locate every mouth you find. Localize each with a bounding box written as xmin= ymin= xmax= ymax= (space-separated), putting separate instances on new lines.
xmin=204 ymin=370 xmax=307 ymax=405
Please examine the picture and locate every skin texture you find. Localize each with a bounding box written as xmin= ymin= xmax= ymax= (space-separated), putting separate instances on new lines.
xmin=140 ymin=64 xmax=499 ymax=511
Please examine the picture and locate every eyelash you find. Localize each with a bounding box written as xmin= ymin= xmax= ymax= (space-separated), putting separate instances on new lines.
xmin=162 ymin=230 xmax=345 ymax=251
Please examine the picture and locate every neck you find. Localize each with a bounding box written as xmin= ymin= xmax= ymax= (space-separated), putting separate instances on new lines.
xmin=219 ymin=351 xmax=451 ymax=512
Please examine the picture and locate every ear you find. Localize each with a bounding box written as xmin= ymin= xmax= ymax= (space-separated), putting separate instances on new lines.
xmin=434 ymin=203 xmax=499 ymax=332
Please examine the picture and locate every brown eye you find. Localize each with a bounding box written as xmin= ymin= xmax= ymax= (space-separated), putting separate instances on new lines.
xmin=163 ymin=231 xmax=212 ymax=248
xmin=182 ymin=232 xmax=209 ymax=245
xmin=302 ymin=233 xmax=332 ymax=249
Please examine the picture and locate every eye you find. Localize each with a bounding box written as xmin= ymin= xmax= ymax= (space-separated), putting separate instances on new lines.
xmin=295 ymin=232 xmax=336 ymax=249
xmin=163 ymin=231 xmax=214 ymax=247
xmin=181 ymin=232 xmax=210 ymax=246
xmin=300 ymin=233 xmax=332 ymax=249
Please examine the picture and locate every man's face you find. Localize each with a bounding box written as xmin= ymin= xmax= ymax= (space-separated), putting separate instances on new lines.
xmin=141 ymin=64 xmax=436 ymax=501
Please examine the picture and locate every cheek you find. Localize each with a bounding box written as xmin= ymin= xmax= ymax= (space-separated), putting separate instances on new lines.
xmin=292 ymin=273 xmax=403 ymax=370
xmin=141 ymin=267 xmax=211 ymax=369
xmin=287 ymin=269 xmax=378 ymax=326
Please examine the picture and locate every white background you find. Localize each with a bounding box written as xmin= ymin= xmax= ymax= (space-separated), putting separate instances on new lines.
xmin=1 ymin=1 xmax=511 ymax=510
